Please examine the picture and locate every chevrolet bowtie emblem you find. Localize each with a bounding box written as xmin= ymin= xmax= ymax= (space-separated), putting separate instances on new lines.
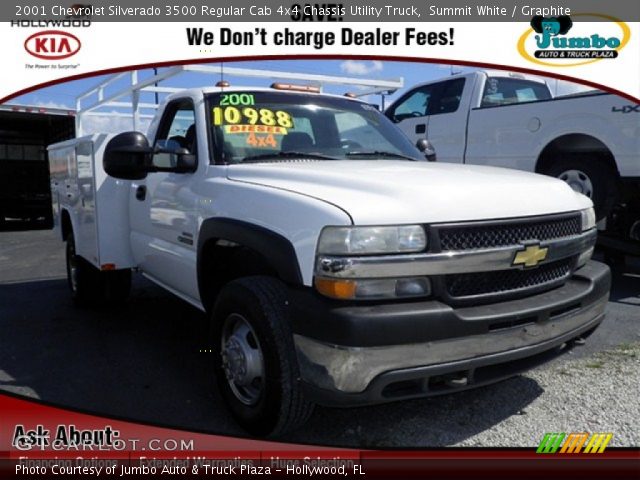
xmin=513 ymin=244 xmax=548 ymax=268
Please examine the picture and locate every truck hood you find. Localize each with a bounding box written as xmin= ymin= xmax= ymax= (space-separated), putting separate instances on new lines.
xmin=226 ymin=160 xmax=591 ymax=224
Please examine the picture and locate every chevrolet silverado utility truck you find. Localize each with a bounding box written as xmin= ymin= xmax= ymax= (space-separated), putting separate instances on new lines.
xmin=387 ymin=70 xmax=640 ymax=249
xmin=49 ymin=82 xmax=610 ymax=436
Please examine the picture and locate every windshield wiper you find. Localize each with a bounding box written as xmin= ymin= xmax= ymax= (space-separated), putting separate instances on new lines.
xmin=345 ymin=151 xmax=418 ymax=161
xmin=242 ymin=151 xmax=338 ymax=163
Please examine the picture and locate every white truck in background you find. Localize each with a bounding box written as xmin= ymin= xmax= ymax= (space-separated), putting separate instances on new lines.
xmin=49 ymin=72 xmax=610 ymax=436
xmin=386 ymin=70 xmax=640 ymax=256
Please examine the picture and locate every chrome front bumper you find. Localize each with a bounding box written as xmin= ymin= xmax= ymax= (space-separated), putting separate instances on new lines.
xmin=292 ymin=261 xmax=610 ymax=405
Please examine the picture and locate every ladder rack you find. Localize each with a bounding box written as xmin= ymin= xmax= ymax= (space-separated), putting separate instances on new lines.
xmin=75 ymin=64 xmax=404 ymax=135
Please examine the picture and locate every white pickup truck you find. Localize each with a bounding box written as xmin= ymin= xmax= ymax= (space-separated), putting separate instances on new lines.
xmin=386 ymin=70 xmax=640 ymax=234
xmin=49 ymin=83 xmax=610 ymax=436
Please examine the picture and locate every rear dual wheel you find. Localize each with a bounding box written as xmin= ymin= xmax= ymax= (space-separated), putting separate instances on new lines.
xmin=65 ymin=234 xmax=131 ymax=306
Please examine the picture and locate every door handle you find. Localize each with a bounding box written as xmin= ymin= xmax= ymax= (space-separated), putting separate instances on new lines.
xmin=135 ymin=185 xmax=147 ymax=201
xmin=415 ymin=124 xmax=426 ymax=134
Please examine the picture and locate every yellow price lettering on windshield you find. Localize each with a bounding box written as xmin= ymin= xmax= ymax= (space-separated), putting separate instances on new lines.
xmin=213 ymin=106 xmax=293 ymax=128
xmin=275 ymin=110 xmax=293 ymax=128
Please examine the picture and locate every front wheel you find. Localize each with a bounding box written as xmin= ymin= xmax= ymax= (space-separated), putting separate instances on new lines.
xmin=544 ymin=157 xmax=618 ymax=221
xmin=211 ymin=276 xmax=314 ymax=436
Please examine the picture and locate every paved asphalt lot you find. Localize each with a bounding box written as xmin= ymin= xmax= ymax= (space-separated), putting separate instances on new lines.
xmin=0 ymin=229 xmax=638 ymax=447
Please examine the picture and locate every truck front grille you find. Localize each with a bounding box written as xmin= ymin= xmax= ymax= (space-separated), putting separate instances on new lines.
xmin=431 ymin=213 xmax=583 ymax=304
xmin=444 ymin=257 xmax=575 ymax=299
xmin=438 ymin=214 xmax=581 ymax=251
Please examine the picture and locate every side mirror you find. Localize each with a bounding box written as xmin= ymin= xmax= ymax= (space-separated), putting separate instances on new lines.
xmin=153 ymin=140 xmax=197 ymax=174
xmin=104 ymin=132 xmax=153 ymax=180
xmin=175 ymin=153 xmax=197 ymax=173
xmin=416 ymin=139 xmax=436 ymax=162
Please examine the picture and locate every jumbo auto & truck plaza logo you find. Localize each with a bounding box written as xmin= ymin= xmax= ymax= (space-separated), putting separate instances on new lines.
xmin=518 ymin=14 xmax=630 ymax=67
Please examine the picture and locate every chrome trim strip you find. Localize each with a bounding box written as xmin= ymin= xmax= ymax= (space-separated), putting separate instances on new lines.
xmin=316 ymin=229 xmax=597 ymax=279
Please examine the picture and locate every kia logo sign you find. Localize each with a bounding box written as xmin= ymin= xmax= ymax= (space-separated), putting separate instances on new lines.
xmin=24 ymin=30 xmax=81 ymax=60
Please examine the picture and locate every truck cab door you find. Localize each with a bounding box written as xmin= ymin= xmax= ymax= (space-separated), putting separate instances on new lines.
xmin=386 ymin=83 xmax=434 ymax=152
xmin=129 ymin=98 xmax=201 ymax=302
xmin=387 ymin=78 xmax=468 ymax=164
xmin=464 ymin=76 xmax=553 ymax=169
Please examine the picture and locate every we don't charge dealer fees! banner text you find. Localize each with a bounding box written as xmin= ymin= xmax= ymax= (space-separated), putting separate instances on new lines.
xmin=0 ymin=0 xmax=639 ymax=102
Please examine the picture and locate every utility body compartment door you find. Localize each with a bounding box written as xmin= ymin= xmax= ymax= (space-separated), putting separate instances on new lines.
xmin=49 ymin=138 xmax=99 ymax=264
xmin=49 ymin=134 xmax=136 ymax=270
xmin=74 ymin=141 xmax=99 ymax=264
xmin=387 ymin=76 xmax=470 ymax=163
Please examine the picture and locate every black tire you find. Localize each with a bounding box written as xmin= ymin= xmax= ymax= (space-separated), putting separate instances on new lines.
xmin=65 ymin=234 xmax=131 ymax=306
xmin=211 ymin=276 xmax=314 ymax=437
xmin=66 ymin=234 xmax=100 ymax=306
xmin=544 ymin=156 xmax=618 ymax=221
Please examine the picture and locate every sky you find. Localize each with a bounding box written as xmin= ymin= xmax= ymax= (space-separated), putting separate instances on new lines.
xmin=12 ymin=60 xmax=457 ymax=108
xmin=8 ymin=59 xmax=591 ymax=133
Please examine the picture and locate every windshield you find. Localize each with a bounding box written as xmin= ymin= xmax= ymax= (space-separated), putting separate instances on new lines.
xmin=206 ymin=91 xmax=424 ymax=164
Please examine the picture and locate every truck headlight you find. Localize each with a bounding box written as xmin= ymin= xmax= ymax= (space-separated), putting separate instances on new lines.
xmin=577 ymin=207 xmax=596 ymax=267
xmin=580 ymin=207 xmax=596 ymax=231
xmin=317 ymin=225 xmax=427 ymax=255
